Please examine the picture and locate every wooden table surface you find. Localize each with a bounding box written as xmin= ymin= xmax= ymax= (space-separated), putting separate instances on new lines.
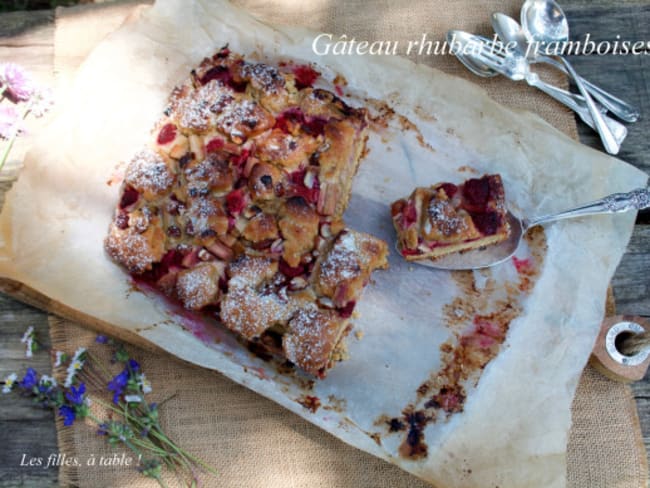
xmin=0 ymin=1 xmax=649 ymax=486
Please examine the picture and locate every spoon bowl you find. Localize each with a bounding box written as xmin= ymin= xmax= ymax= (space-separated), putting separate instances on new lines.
xmin=521 ymin=0 xmax=569 ymax=43
xmin=491 ymin=13 xmax=529 ymax=57
xmin=446 ymin=30 xmax=499 ymax=77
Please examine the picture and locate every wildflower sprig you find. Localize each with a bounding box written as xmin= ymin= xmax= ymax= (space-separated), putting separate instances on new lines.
xmin=20 ymin=325 xmax=40 ymax=358
xmin=1 ymin=332 xmax=216 ymax=487
xmin=0 ymin=63 xmax=53 ymax=172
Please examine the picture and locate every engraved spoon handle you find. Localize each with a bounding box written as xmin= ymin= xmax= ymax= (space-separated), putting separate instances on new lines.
xmin=525 ymin=187 xmax=650 ymax=229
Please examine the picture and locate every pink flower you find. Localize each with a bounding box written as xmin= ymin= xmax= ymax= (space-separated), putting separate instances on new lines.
xmin=0 ymin=105 xmax=23 ymax=139
xmin=0 ymin=63 xmax=34 ymax=101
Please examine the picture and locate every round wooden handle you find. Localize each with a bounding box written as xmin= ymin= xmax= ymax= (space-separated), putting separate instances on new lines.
xmin=590 ymin=315 xmax=650 ymax=383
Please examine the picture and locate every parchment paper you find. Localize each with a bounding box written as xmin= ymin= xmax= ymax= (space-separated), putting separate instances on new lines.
xmin=0 ymin=1 xmax=646 ymax=486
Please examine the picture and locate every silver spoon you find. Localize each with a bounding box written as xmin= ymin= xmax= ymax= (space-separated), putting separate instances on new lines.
xmin=446 ymin=31 xmax=499 ymax=78
xmin=492 ymin=12 xmax=639 ymax=123
xmin=399 ymin=187 xmax=650 ymax=271
xmin=520 ymin=0 xmax=620 ymax=154
xmin=447 ymin=30 xmax=627 ymax=146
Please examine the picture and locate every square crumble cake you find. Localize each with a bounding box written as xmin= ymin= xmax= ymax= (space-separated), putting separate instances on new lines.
xmin=105 ymin=47 xmax=388 ymax=377
xmin=391 ymin=174 xmax=510 ymax=260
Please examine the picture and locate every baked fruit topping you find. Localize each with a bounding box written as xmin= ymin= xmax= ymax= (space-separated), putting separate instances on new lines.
xmin=391 ymin=174 xmax=510 ymax=260
xmin=105 ymin=47 xmax=388 ymax=377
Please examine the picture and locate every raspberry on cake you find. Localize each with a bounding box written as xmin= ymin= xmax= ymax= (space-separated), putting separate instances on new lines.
xmin=104 ymin=46 xmax=388 ymax=377
xmin=391 ymin=174 xmax=511 ymax=260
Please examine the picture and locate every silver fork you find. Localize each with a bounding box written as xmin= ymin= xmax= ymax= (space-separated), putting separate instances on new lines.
xmin=469 ymin=40 xmax=628 ymax=146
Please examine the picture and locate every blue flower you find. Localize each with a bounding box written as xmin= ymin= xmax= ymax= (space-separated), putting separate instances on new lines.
xmin=108 ymin=369 xmax=128 ymax=404
xmin=95 ymin=335 xmax=108 ymax=344
xmin=19 ymin=367 xmax=37 ymax=389
xmin=97 ymin=423 xmax=109 ymax=436
xmin=59 ymin=405 xmax=76 ymax=426
xmin=65 ymin=383 xmax=86 ymax=406
xmin=127 ymin=359 xmax=140 ymax=372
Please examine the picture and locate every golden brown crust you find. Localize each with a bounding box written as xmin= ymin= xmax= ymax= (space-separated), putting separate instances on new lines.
xmin=278 ymin=196 xmax=319 ymax=267
xmin=255 ymin=128 xmax=320 ymax=171
xmin=313 ymin=230 xmax=389 ymax=306
xmin=248 ymin=163 xmax=282 ymax=201
xmin=104 ymin=222 xmax=166 ymax=274
xmin=242 ymin=212 xmax=279 ymax=243
xmin=282 ymin=307 xmax=344 ymax=376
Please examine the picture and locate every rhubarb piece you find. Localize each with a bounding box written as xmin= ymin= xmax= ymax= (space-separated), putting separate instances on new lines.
xmin=391 ymin=174 xmax=510 ymax=261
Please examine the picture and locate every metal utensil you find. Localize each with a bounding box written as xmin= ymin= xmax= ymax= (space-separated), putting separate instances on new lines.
xmin=447 ymin=31 xmax=627 ymax=146
xmin=492 ymin=12 xmax=639 ymax=123
xmin=401 ymin=187 xmax=650 ymax=271
xmin=519 ymin=0 xmax=620 ymax=154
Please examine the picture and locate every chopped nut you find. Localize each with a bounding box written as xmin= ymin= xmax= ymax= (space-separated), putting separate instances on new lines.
xmin=317 ymin=296 xmax=335 ymax=309
xmin=289 ymin=276 xmax=308 ymax=290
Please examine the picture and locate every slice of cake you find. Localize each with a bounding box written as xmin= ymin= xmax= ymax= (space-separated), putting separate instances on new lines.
xmin=391 ymin=174 xmax=510 ymax=260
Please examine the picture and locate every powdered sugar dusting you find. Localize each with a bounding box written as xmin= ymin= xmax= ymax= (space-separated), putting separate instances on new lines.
xmin=427 ymin=197 xmax=467 ymax=237
xmin=176 ymin=263 xmax=221 ymax=310
xmin=319 ymin=232 xmax=362 ymax=284
xmin=283 ymin=306 xmax=338 ymax=374
xmin=174 ymin=80 xmax=233 ymax=131
xmin=125 ymin=148 xmax=174 ymax=195
xmin=242 ymin=63 xmax=285 ymax=93
xmin=217 ymin=99 xmax=263 ymax=139
xmin=104 ymin=224 xmax=158 ymax=274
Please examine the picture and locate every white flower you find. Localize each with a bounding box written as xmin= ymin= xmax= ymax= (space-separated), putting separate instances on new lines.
xmin=54 ymin=351 xmax=65 ymax=367
xmin=137 ymin=373 xmax=152 ymax=394
xmin=124 ymin=394 xmax=142 ymax=403
xmin=29 ymin=87 xmax=53 ymax=118
xmin=64 ymin=347 xmax=86 ymax=388
xmin=20 ymin=326 xmax=36 ymax=358
xmin=20 ymin=325 xmax=34 ymax=344
xmin=39 ymin=375 xmax=56 ymax=391
xmin=2 ymin=373 xmax=17 ymax=394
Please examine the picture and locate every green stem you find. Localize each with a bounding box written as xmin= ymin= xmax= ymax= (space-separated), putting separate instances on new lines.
xmin=91 ymin=397 xmax=216 ymax=477
xmin=0 ymin=101 xmax=30 ymax=173
xmin=148 ymin=427 xmax=217 ymax=476
xmin=86 ymin=352 xmax=113 ymax=382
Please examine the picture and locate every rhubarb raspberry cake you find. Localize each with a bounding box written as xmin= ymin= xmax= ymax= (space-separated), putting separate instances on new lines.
xmin=391 ymin=174 xmax=511 ymax=260
xmin=104 ymin=47 xmax=388 ymax=377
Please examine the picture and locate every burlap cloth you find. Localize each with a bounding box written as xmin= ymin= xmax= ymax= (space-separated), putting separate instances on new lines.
xmin=50 ymin=1 xmax=648 ymax=487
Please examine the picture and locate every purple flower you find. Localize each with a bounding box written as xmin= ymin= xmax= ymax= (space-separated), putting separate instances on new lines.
xmin=0 ymin=105 xmax=22 ymax=139
xmin=108 ymin=369 xmax=128 ymax=404
xmin=58 ymin=405 xmax=76 ymax=426
xmin=19 ymin=367 xmax=37 ymax=389
xmin=65 ymin=383 xmax=86 ymax=406
xmin=97 ymin=423 xmax=109 ymax=436
xmin=0 ymin=63 xmax=33 ymax=101
xmin=95 ymin=335 xmax=108 ymax=344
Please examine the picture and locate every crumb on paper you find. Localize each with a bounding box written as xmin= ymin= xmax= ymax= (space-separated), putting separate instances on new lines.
xmin=355 ymin=329 xmax=364 ymax=340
